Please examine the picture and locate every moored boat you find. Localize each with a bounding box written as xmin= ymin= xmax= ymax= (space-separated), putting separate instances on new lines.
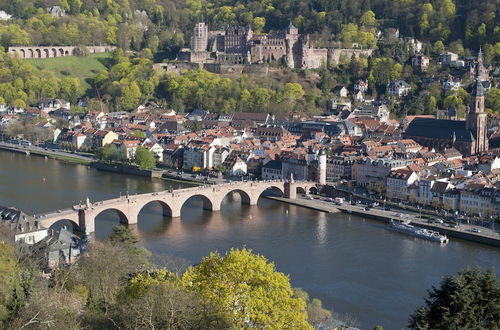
xmin=388 ymin=220 xmax=449 ymax=244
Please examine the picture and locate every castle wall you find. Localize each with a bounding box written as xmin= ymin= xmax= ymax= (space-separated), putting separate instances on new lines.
xmin=302 ymin=48 xmax=328 ymax=69
xmin=327 ymin=49 xmax=373 ymax=66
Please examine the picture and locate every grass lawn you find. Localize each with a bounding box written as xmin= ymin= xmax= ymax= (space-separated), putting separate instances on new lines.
xmin=27 ymin=53 xmax=111 ymax=90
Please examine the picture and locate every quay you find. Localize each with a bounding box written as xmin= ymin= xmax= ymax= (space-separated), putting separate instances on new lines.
xmin=271 ymin=196 xmax=500 ymax=248
xmin=0 ymin=141 xmax=94 ymax=164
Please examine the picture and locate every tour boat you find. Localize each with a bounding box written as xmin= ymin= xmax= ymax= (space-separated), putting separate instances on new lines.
xmin=388 ymin=220 xmax=449 ymax=244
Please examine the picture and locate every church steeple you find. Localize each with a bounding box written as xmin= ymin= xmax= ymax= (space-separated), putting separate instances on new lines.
xmin=466 ymin=47 xmax=488 ymax=155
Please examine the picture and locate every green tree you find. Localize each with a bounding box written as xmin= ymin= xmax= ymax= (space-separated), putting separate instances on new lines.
xmin=109 ymin=225 xmax=138 ymax=246
xmin=59 ymin=77 xmax=84 ymax=104
xmin=360 ymin=10 xmax=377 ymax=27
xmin=119 ymin=81 xmax=141 ymax=111
xmin=433 ymin=40 xmax=445 ymax=55
xmin=0 ymin=242 xmax=18 ymax=327
xmin=486 ymin=87 xmax=500 ymax=114
xmin=109 ymin=225 xmax=150 ymax=259
xmin=409 ymin=268 xmax=499 ymax=329
xmin=252 ymin=17 xmax=266 ymax=33
xmin=111 ymin=269 xmax=230 ymax=329
xmin=293 ymin=288 xmax=332 ymax=326
xmin=182 ymin=248 xmax=312 ymax=329
xmin=96 ymin=144 xmax=118 ymax=163
xmin=133 ymin=146 xmax=156 ymax=170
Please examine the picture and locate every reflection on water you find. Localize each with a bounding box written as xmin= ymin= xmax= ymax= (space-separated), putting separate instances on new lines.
xmin=1 ymin=150 xmax=499 ymax=329
xmin=316 ymin=212 xmax=328 ymax=245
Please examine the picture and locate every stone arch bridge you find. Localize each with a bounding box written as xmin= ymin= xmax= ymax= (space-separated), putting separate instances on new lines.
xmin=38 ymin=180 xmax=316 ymax=233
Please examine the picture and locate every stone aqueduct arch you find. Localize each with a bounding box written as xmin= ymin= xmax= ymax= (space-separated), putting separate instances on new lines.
xmin=38 ymin=181 xmax=315 ymax=233
xmin=8 ymin=46 xmax=117 ymax=59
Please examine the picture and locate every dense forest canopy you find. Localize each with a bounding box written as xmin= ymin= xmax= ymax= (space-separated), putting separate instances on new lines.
xmin=0 ymin=0 xmax=497 ymax=52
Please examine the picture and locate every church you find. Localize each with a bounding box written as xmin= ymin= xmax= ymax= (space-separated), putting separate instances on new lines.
xmin=404 ymin=49 xmax=489 ymax=157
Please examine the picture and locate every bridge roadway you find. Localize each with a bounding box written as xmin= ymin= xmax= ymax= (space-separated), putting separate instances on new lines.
xmin=37 ymin=180 xmax=316 ymax=233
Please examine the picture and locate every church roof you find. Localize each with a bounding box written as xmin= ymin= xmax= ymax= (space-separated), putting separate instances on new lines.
xmin=405 ymin=118 xmax=473 ymax=142
xmin=472 ymin=79 xmax=485 ymax=97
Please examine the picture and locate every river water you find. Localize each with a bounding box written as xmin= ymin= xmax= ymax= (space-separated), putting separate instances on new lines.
xmin=0 ymin=150 xmax=498 ymax=329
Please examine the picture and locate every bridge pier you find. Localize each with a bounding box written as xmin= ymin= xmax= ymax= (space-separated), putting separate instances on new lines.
xmin=284 ymin=181 xmax=297 ymax=199
xmin=78 ymin=209 xmax=94 ymax=233
xmin=171 ymin=209 xmax=181 ymax=218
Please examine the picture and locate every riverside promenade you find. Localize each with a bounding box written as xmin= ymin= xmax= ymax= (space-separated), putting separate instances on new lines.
xmin=269 ymin=196 xmax=500 ymax=248
xmin=0 ymin=141 xmax=94 ymax=163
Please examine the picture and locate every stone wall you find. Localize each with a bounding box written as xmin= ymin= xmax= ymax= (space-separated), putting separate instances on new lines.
xmin=302 ymin=48 xmax=328 ymax=69
xmin=327 ymin=49 xmax=373 ymax=66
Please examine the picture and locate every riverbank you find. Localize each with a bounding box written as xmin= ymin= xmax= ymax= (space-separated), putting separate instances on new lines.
xmin=265 ymin=196 xmax=341 ymax=213
xmin=0 ymin=142 xmax=93 ymax=164
xmin=0 ymin=143 xmax=210 ymax=185
xmin=271 ymin=196 xmax=500 ymax=248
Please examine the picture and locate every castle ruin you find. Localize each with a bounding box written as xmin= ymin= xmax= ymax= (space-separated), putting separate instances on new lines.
xmin=178 ymin=22 xmax=373 ymax=70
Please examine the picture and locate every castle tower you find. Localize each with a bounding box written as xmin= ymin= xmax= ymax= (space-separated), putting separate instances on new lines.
xmin=285 ymin=21 xmax=299 ymax=68
xmin=318 ymin=148 xmax=327 ymax=185
xmin=466 ymin=49 xmax=488 ymax=155
xmin=191 ymin=22 xmax=208 ymax=51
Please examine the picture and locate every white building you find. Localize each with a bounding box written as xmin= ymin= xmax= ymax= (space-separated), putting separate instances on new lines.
xmin=385 ymin=169 xmax=419 ymax=201
xmin=183 ymin=144 xmax=215 ymax=170
xmin=38 ymin=98 xmax=70 ymax=113
xmin=386 ymin=80 xmax=411 ymax=97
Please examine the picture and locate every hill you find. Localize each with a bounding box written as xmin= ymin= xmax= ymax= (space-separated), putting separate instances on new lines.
xmin=27 ymin=53 xmax=111 ymax=91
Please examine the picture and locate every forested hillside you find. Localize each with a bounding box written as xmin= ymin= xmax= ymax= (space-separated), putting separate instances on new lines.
xmin=0 ymin=0 xmax=498 ymax=55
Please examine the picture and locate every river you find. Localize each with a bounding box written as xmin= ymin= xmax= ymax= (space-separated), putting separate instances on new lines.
xmin=0 ymin=150 xmax=498 ymax=329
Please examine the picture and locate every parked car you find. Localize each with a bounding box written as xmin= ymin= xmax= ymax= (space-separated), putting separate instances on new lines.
xmin=364 ymin=206 xmax=371 ymax=211
xmin=470 ymin=228 xmax=481 ymax=233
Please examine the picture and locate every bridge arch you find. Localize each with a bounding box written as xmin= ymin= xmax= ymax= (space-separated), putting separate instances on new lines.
xmin=137 ymin=200 xmax=173 ymax=218
xmin=51 ymin=48 xmax=57 ymax=57
xmin=59 ymin=48 xmax=64 ymax=56
xmin=94 ymin=208 xmax=129 ymax=225
xmin=35 ymin=48 xmax=41 ymax=58
xmin=27 ymin=48 xmax=33 ymax=58
xmin=48 ymin=218 xmax=81 ymax=233
xmin=43 ymin=49 xmax=49 ymax=58
xmin=257 ymin=185 xmax=284 ymax=198
xmin=296 ymin=187 xmax=306 ymax=195
xmin=221 ymin=189 xmax=252 ymax=207
xmin=181 ymin=194 xmax=214 ymax=213
xmin=20 ymin=49 xmax=25 ymax=58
